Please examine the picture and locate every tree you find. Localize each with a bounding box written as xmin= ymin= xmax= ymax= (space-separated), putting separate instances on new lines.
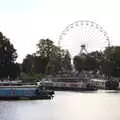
xmin=0 ymin=32 xmax=17 ymax=63
xmin=85 ymin=55 xmax=98 ymax=71
xmin=22 ymin=54 xmax=34 ymax=75
xmin=45 ymin=45 xmax=62 ymax=74
xmin=21 ymin=39 xmax=72 ymax=75
xmin=36 ymin=39 xmax=72 ymax=74
xmin=102 ymin=46 xmax=120 ymax=77
xmin=22 ymin=53 xmax=50 ymax=75
xmin=36 ymin=39 xmax=54 ymax=58
xmin=33 ymin=55 xmax=49 ymax=74
xmin=0 ymin=32 xmax=19 ymax=79
xmin=62 ymin=50 xmax=72 ymax=71
xmin=100 ymin=59 xmax=115 ymax=78
xmin=73 ymin=53 xmax=99 ymax=72
xmin=8 ymin=63 xmax=21 ymax=80
xmin=73 ymin=55 xmax=85 ymax=72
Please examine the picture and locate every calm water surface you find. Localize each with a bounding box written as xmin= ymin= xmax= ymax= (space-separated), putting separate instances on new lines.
xmin=0 ymin=90 xmax=120 ymax=120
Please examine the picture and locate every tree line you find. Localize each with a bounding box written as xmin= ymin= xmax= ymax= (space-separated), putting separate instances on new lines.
xmin=74 ymin=46 xmax=120 ymax=78
xmin=0 ymin=31 xmax=120 ymax=80
xmin=22 ymin=39 xmax=72 ymax=78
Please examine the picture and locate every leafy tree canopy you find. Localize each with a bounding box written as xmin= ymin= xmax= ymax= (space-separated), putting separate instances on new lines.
xmin=0 ymin=32 xmax=19 ymax=79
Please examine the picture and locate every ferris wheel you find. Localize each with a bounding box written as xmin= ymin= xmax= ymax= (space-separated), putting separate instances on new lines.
xmin=59 ymin=20 xmax=110 ymax=57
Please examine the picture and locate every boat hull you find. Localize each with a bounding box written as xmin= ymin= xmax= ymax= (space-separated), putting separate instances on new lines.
xmin=44 ymin=86 xmax=97 ymax=91
xmin=0 ymin=95 xmax=52 ymax=100
xmin=0 ymin=86 xmax=54 ymax=100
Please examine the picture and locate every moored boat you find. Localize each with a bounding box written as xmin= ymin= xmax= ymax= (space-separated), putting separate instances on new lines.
xmin=40 ymin=72 xmax=97 ymax=91
xmin=91 ymin=78 xmax=119 ymax=90
xmin=0 ymin=80 xmax=54 ymax=100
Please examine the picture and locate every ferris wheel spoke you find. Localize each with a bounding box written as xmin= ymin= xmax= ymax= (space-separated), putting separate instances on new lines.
xmin=59 ymin=20 xmax=110 ymax=57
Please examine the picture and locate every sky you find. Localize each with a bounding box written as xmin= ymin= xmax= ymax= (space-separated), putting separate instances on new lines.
xmin=0 ymin=0 xmax=120 ymax=63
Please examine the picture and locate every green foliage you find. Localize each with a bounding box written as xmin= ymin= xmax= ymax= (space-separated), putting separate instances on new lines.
xmin=33 ymin=56 xmax=49 ymax=74
xmin=22 ymin=54 xmax=49 ymax=75
xmin=73 ymin=53 xmax=99 ymax=72
xmin=62 ymin=50 xmax=72 ymax=71
xmin=36 ymin=39 xmax=54 ymax=58
xmin=22 ymin=39 xmax=72 ymax=75
xmin=36 ymin=39 xmax=72 ymax=74
xmin=73 ymin=46 xmax=120 ymax=77
xmin=22 ymin=54 xmax=34 ymax=75
xmin=100 ymin=59 xmax=115 ymax=76
xmin=0 ymin=32 xmax=17 ymax=63
xmin=73 ymin=55 xmax=85 ymax=72
xmin=0 ymin=32 xmax=20 ymax=79
xmin=102 ymin=46 xmax=120 ymax=77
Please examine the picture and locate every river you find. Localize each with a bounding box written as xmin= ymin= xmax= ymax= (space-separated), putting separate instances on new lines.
xmin=0 ymin=90 xmax=120 ymax=120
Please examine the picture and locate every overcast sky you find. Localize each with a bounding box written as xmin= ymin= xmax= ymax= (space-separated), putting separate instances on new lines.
xmin=0 ymin=0 xmax=120 ymax=63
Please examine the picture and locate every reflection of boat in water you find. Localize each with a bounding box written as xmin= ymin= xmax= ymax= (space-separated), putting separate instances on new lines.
xmin=0 ymin=80 xmax=54 ymax=100
xmin=40 ymin=72 xmax=97 ymax=91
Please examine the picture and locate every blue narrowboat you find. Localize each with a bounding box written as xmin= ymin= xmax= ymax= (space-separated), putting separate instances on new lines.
xmin=0 ymin=80 xmax=54 ymax=100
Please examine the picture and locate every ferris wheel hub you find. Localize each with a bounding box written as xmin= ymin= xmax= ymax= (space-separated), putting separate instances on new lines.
xmin=81 ymin=44 xmax=86 ymax=48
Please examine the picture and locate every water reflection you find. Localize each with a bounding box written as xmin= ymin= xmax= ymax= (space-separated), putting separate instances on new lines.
xmin=0 ymin=90 xmax=120 ymax=120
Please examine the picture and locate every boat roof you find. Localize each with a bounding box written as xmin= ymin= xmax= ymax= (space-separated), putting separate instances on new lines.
xmin=91 ymin=79 xmax=107 ymax=82
xmin=0 ymin=80 xmax=22 ymax=84
xmin=0 ymin=84 xmax=38 ymax=88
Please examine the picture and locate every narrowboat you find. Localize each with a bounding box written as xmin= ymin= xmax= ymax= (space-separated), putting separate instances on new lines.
xmin=0 ymin=80 xmax=54 ymax=100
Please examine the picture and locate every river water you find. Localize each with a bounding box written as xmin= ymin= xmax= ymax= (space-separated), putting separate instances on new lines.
xmin=0 ymin=90 xmax=120 ymax=120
